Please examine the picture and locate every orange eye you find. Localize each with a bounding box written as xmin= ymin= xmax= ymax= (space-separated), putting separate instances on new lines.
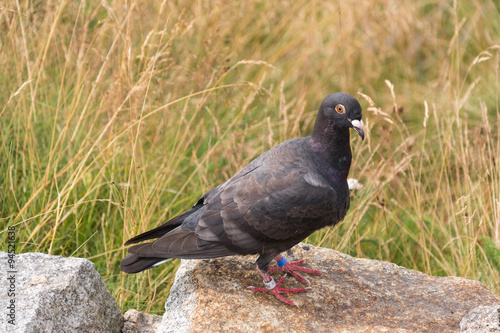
xmin=335 ymin=104 xmax=345 ymax=114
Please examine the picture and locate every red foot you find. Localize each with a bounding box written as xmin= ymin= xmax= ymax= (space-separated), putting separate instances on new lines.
xmin=268 ymin=259 xmax=325 ymax=285
xmin=248 ymin=275 xmax=311 ymax=307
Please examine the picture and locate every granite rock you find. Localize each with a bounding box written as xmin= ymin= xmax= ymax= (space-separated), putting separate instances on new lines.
xmin=460 ymin=304 xmax=500 ymax=332
xmin=156 ymin=260 xmax=198 ymax=333
xmin=123 ymin=309 xmax=162 ymax=333
xmin=156 ymin=243 xmax=499 ymax=333
xmin=0 ymin=252 xmax=123 ymax=332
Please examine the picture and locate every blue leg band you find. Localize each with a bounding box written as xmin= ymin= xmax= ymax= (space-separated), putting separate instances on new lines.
xmin=276 ymin=257 xmax=287 ymax=267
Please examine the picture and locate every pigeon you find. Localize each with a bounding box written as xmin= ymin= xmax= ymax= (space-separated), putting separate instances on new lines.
xmin=121 ymin=92 xmax=364 ymax=306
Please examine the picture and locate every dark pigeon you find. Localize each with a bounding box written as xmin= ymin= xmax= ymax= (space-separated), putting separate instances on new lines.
xmin=121 ymin=92 xmax=364 ymax=306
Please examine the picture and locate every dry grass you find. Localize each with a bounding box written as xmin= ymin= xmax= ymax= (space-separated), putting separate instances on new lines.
xmin=1 ymin=0 xmax=499 ymax=313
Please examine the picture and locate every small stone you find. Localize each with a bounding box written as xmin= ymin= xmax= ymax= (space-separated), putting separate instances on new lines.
xmin=123 ymin=309 xmax=162 ymax=333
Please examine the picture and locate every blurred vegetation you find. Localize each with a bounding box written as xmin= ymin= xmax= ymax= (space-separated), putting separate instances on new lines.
xmin=1 ymin=0 xmax=499 ymax=314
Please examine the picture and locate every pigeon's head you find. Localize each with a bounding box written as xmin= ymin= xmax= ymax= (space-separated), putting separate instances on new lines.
xmin=315 ymin=93 xmax=364 ymax=140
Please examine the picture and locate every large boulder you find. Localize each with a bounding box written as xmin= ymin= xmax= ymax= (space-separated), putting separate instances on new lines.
xmin=0 ymin=252 xmax=123 ymax=332
xmin=156 ymin=243 xmax=499 ymax=333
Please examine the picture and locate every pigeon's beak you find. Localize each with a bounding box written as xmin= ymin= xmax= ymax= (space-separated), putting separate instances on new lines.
xmin=350 ymin=119 xmax=364 ymax=140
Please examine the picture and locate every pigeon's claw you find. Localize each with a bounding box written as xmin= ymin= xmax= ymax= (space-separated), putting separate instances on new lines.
xmin=269 ymin=258 xmax=325 ymax=285
xmin=249 ymin=275 xmax=310 ymax=307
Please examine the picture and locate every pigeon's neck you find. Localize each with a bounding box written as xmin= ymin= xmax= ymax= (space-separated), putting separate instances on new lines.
xmin=309 ymin=128 xmax=352 ymax=177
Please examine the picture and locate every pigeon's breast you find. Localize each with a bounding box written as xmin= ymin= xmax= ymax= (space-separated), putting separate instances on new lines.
xmin=309 ymin=156 xmax=349 ymax=190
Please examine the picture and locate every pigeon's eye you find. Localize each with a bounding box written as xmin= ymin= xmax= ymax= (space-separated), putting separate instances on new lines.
xmin=335 ymin=104 xmax=346 ymax=114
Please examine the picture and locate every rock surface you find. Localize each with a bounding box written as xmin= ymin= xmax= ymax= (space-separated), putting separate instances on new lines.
xmin=460 ymin=304 xmax=500 ymax=332
xmin=156 ymin=243 xmax=500 ymax=333
xmin=156 ymin=260 xmax=198 ymax=333
xmin=0 ymin=252 xmax=123 ymax=332
xmin=123 ymin=309 xmax=162 ymax=333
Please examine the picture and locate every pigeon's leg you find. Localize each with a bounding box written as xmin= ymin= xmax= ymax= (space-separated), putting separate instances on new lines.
xmin=268 ymin=255 xmax=325 ymax=285
xmin=248 ymin=265 xmax=311 ymax=307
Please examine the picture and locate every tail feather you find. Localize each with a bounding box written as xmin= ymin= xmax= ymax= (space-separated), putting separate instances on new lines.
xmin=120 ymin=254 xmax=171 ymax=273
xmin=121 ymin=196 xmax=236 ymax=275
xmin=124 ymin=205 xmax=201 ymax=245
xmin=129 ymin=233 xmax=236 ymax=259
xmin=121 ymin=231 xmax=236 ymax=274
